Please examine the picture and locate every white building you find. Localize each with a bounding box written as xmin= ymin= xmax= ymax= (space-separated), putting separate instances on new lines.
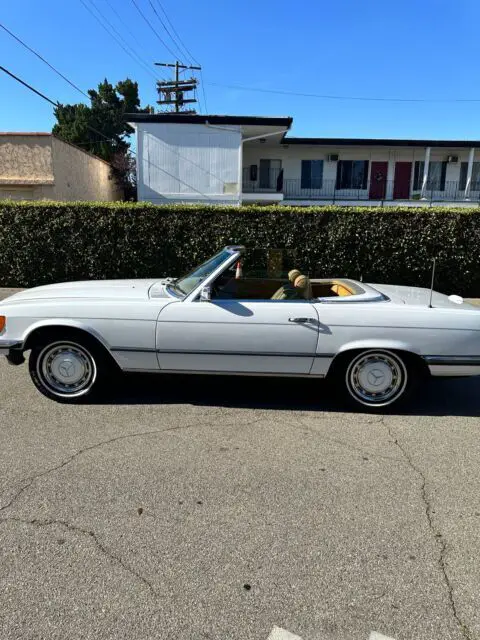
xmin=127 ymin=113 xmax=480 ymax=206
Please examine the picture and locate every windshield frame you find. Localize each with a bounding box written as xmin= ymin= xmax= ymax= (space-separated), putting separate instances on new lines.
xmin=168 ymin=247 xmax=243 ymax=301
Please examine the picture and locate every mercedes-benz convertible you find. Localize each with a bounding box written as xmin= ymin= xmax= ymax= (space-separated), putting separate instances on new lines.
xmin=1 ymin=245 xmax=479 ymax=410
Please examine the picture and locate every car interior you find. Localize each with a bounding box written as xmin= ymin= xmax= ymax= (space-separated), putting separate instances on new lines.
xmin=211 ymin=262 xmax=358 ymax=301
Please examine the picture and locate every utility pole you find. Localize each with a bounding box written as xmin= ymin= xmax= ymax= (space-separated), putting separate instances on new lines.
xmin=155 ymin=61 xmax=202 ymax=113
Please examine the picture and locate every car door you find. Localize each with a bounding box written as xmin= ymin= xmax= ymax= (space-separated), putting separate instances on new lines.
xmin=156 ymin=298 xmax=320 ymax=374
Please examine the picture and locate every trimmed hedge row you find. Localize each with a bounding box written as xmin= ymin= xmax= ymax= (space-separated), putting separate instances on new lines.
xmin=0 ymin=201 xmax=480 ymax=296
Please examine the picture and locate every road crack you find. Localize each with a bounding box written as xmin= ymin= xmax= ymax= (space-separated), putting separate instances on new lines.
xmin=291 ymin=417 xmax=405 ymax=466
xmin=383 ymin=418 xmax=473 ymax=640
xmin=0 ymin=516 xmax=157 ymax=597
xmin=0 ymin=415 xmax=261 ymax=514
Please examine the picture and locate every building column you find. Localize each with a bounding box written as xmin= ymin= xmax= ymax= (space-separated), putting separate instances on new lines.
xmin=420 ymin=146 xmax=431 ymax=199
xmin=464 ymin=147 xmax=475 ymax=200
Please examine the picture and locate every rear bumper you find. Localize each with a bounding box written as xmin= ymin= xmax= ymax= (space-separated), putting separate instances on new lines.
xmin=424 ymin=355 xmax=480 ymax=377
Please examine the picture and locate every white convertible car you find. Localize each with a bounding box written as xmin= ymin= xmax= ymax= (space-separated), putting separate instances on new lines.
xmin=0 ymin=245 xmax=479 ymax=410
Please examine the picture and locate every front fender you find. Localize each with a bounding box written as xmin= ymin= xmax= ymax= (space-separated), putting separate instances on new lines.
xmin=22 ymin=318 xmax=111 ymax=351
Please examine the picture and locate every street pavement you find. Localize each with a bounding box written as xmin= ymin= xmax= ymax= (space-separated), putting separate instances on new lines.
xmin=1 ymin=290 xmax=480 ymax=639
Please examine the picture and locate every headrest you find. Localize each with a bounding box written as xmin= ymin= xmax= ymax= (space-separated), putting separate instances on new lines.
xmin=294 ymin=275 xmax=308 ymax=289
xmin=288 ymin=269 xmax=302 ymax=283
xmin=294 ymin=274 xmax=312 ymax=299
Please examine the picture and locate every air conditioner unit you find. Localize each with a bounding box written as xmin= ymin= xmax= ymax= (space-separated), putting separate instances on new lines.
xmin=327 ymin=154 xmax=339 ymax=162
xmin=447 ymin=155 xmax=459 ymax=163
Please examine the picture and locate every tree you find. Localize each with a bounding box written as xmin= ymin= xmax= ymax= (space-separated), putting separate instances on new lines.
xmin=52 ymin=78 xmax=150 ymax=199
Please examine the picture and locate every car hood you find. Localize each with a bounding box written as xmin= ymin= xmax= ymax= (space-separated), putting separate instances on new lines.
xmin=2 ymin=279 xmax=162 ymax=304
xmin=369 ymin=283 xmax=478 ymax=309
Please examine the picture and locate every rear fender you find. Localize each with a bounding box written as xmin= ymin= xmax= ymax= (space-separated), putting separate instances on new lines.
xmin=336 ymin=339 xmax=421 ymax=356
xmin=324 ymin=339 xmax=421 ymax=375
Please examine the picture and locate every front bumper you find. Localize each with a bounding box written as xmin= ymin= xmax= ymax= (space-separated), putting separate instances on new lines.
xmin=0 ymin=340 xmax=24 ymax=364
xmin=0 ymin=339 xmax=23 ymax=356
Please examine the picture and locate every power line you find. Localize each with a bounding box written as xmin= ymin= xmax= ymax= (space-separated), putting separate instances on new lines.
xmin=0 ymin=65 xmax=58 ymax=107
xmin=0 ymin=21 xmax=90 ymax=99
xmin=102 ymin=0 xmax=165 ymax=80
xmin=130 ymin=0 xmax=179 ymax=59
xmin=153 ymin=0 xmax=200 ymax=65
xmin=79 ymin=0 xmax=159 ymax=82
xmin=146 ymin=0 xmax=185 ymax=62
xmin=0 ymin=63 xmax=135 ymax=155
xmin=207 ymin=81 xmax=480 ymax=104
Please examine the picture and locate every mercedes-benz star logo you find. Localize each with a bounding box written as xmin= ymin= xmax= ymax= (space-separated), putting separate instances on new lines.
xmin=367 ymin=369 xmax=385 ymax=387
xmin=58 ymin=359 xmax=75 ymax=378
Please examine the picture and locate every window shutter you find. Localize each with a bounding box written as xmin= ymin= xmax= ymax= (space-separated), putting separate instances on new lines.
xmin=336 ymin=161 xmax=342 ymax=189
xmin=311 ymin=160 xmax=323 ymax=189
xmin=301 ymin=160 xmax=311 ymax=189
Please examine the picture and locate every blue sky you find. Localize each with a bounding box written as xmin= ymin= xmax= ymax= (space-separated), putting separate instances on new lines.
xmin=2 ymin=0 xmax=480 ymax=139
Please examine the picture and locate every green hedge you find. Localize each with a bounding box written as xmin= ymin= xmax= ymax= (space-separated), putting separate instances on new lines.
xmin=1 ymin=201 xmax=480 ymax=296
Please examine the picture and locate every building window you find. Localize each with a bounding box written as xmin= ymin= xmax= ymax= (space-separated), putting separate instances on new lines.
xmin=459 ymin=162 xmax=480 ymax=190
xmin=413 ymin=161 xmax=447 ymax=191
xmin=301 ymin=160 xmax=323 ymax=189
xmin=336 ymin=160 xmax=369 ymax=189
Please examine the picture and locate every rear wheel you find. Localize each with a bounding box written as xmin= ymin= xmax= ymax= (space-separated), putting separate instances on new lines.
xmin=333 ymin=349 xmax=413 ymax=411
xmin=28 ymin=335 xmax=109 ymax=403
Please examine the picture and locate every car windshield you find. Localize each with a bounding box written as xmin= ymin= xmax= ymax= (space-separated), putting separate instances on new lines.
xmin=172 ymin=248 xmax=234 ymax=296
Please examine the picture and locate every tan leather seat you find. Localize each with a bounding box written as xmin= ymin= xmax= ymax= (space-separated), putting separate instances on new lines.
xmin=293 ymin=274 xmax=312 ymax=299
xmin=271 ymin=268 xmax=303 ymax=300
xmin=331 ymin=283 xmax=353 ymax=297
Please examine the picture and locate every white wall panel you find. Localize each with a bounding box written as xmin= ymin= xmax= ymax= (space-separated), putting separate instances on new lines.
xmin=137 ymin=123 xmax=241 ymax=203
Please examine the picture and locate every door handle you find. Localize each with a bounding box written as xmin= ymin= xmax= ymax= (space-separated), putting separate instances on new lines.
xmin=289 ymin=317 xmax=310 ymax=323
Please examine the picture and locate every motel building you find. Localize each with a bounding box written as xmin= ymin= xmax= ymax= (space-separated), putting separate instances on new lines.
xmin=127 ymin=113 xmax=480 ymax=206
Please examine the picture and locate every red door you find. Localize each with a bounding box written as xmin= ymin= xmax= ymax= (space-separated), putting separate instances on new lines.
xmin=393 ymin=162 xmax=412 ymax=199
xmin=369 ymin=161 xmax=388 ymax=199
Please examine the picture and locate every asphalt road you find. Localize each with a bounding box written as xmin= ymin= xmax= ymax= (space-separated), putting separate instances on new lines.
xmin=1 ymin=293 xmax=480 ymax=639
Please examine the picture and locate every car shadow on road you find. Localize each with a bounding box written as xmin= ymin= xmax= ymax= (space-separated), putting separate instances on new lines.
xmin=97 ymin=373 xmax=480 ymax=417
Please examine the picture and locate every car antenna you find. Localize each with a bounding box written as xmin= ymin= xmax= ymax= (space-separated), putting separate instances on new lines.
xmin=428 ymin=258 xmax=436 ymax=308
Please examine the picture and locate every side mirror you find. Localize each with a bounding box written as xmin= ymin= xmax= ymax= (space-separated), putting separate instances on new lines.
xmin=200 ymin=285 xmax=211 ymax=302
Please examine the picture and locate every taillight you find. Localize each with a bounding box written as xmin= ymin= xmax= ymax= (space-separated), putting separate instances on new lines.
xmin=0 ymin=316 xmax=5 ymax=332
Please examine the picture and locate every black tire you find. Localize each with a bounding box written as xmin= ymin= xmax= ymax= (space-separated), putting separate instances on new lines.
xmin=28 ymin=332 xmax=112 ymax=403
xmin=329 ymin=349 xmax=417 ymax=412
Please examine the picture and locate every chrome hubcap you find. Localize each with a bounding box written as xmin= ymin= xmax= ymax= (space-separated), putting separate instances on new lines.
xmin=347 ymin=351 xmax=407 ymax=407
xmin=38 ymin=342 xmax=96 ymax=396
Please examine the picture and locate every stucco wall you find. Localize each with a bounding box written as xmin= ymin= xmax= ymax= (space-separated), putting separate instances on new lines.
xmin=51 ymin=136 xmax=121 ymax=201
xmin=0 ymin=134 xmax=122 ymax=201
xmin=0 ymin=134 xmax=54 ymax=186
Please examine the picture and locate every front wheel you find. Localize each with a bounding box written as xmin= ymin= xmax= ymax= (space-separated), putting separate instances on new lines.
xmin=333 ymin=349 xmax=413 ymax=411
xmin=29 ymin=337 xmax=107 ymax=403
